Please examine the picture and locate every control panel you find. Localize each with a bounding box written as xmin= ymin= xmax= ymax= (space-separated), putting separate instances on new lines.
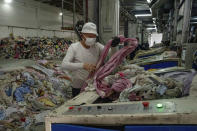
xmin=63 ymin=101 xmax=176 ymax=115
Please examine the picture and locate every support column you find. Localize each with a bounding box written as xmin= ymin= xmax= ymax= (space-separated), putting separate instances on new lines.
xmin=181 ymin=0 xmax=193 ymax=44
xmin=128 ymin=21 xmax=138 ymax=38
xmin=137 ymin=21 xmax=143 ymax=44
xmin=85 ymin=0 xmax=99 ymax=24
xmin=88 ymin=0 xmax=94 ymax=22
xmin=83 ymin=0 xmax=87 ymax=22
xmin=99 ymin=0 xmax=119 ymax=44
xmin=172 ymin=0 xmax=178 ymax=43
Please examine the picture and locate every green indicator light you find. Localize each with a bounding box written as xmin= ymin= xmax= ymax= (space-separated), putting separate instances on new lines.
xmin=156 ymin=103 xmax=163 ymax=108
xmin=157 ymin=107 xmax=164 ymax=112
xmin=156 ymin=103 xmax=164 ymax=112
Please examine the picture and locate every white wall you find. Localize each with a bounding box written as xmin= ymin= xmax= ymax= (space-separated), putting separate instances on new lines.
xmin=149 ymin=33 xmax=163 ymax=47
xmin=0 ymin=0 xmax=81 ymax=39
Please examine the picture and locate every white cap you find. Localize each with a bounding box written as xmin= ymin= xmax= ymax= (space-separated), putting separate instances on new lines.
xmin=81 ymin=22 xmax=98 ymax=36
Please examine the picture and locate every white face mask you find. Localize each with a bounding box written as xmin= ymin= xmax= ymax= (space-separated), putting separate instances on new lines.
xmin=85 ymin=37 xmax=96 ymax=46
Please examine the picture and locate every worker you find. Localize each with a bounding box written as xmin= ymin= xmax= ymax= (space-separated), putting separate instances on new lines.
xmin=61 ymin=22 xmax=119 ymax=97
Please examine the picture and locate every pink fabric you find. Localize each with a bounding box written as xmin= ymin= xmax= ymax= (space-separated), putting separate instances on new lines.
xmin=88 ymin=36 xmax=137 ymax=80
xmin=93 ymin=37 xmax=137 ymax=97
xmin=14 ymin=53 xmax=19 ymax=59
xmin=118 ymin=72 xmax=125 ymax=77
xmin=128 ymin=92 xmax=142 ymax=101
xmin=37 ymin=60 xmax=48 ymax=65
xmin=111 ymin=77 xmax=132 ymax=93
xmin=87 ymin=39 xmax=113 ymax=79
xmin=82 ymin=36 xmax=137 ymax=98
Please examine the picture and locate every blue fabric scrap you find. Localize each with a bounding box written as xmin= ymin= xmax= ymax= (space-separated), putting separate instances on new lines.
xmin=156 ymin=85 xmax=167 ymax=95
xmin=5 ymin=86 xmax=12 ymax=97
xmin=14 ymin=86 xmax=31 ymax=102
xmin=0 ymin=110 xmax=5 ymax=120
xmin=24 ymin=79 xmax=35 ymax=86
xmin=0 ymin=71 xmax=4 ymax=75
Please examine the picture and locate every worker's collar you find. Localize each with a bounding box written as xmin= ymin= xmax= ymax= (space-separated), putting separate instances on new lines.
xmin=80 ymin=40 xmax=90 ymax=49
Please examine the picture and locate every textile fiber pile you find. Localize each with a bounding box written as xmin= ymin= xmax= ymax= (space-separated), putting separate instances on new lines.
xmin=0 ymin=60 xmax=72 ymax=130
xmin=0 ymin=37 xmax=72 ymax=60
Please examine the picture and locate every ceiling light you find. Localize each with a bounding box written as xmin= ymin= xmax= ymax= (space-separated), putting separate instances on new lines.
xmin=147 ymin=0 xmax=152 ymax=3
xmin=147 ymin=27 xmax=156 ymax=30
xmin=191 ymin=22 xmax=197 ymax=24
xmin=4 ymin=0 xmax=12 ymax=4
xmin=59 ymin=12 xmax=63 ymax=16
xmin=135 ymin=14 xmax=152 ymax=17
xmin=191 ymin=17 xmax=197 ymax=20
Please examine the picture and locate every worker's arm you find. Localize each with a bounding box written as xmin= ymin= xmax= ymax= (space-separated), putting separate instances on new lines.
xmin=61 ymin=45 xmax=83 ymax=71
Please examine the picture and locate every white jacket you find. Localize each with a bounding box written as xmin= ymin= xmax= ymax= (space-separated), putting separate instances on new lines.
xmin=61 ymin=41 xmax=116 ymax=88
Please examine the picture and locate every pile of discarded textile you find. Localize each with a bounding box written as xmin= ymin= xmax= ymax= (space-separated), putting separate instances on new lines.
xmin=0 ymin=60 xmax=72 ymax=130
xmin=134 ymin=47 xmax=166 ymax=59
xmin=83 ymin=36 xmax=196 ymax=102
xmin=118 ymin=65 xmax=184 ymax=102
xmin=0 ymin=37 xmax=72 ymax=60
xmin=161 ymin=51 xmax=177 ymax=58
xmin=129 ymin=50 xmax=177 ymax=64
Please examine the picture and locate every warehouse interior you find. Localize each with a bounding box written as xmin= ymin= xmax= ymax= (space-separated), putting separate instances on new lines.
xmin=0 ymin=0 xmax=197 ymax=131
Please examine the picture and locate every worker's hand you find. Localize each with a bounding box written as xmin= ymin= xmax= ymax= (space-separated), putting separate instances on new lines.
xmin=111 ymin=36 xmax=120 ymax=47
xmin=83 ymin=63 xmax=96 ymax=72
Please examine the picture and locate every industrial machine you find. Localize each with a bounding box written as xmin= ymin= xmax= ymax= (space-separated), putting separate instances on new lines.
xmin=130 ymin=52 xmax=180 ymax=71
xmin=45 ymin=67 xmax=197 ymax=131
xmin=136 ymin=58 xmax=180 ymax=70
xmin=181 ymin=43 xmax=197 ymax=69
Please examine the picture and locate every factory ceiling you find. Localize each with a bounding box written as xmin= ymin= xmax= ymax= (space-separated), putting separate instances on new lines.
xmin=121 ymin=0 xmax=150 ymax=11
xmin=35 ymin=0 xmax=153 ymax=26
xmin=120 ymin=0 xmax=153 ymax=26
xmin=34 ymin=0 xmax=83 ymax=15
